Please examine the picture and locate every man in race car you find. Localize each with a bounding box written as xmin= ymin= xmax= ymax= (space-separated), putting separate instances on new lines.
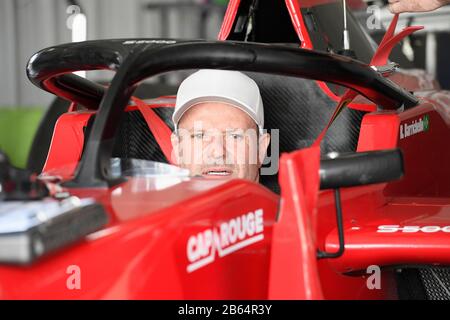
xmin=171 ymin=69 xmax=270 ymax=182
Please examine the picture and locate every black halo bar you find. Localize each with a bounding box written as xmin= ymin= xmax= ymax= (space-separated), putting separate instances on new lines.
xmin=26 ymin=39 xmax=142 ymax=109
xmin=26 ymin=39 xmax=418 ymax=187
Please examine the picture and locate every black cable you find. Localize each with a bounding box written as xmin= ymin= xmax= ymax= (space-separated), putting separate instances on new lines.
xmin=317 ymin=188 xmax=345 ymax=259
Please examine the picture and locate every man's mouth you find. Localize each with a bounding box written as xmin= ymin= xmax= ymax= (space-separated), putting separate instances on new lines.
xmin=202 ymin=167 xmax=233 ymax=177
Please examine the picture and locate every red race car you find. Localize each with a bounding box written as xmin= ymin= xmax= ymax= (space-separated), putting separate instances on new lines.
xmin=0 ymin=0 xmax=449 ymax=299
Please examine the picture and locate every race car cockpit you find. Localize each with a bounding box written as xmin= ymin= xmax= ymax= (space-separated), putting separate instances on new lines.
xmin=26 ymin=39 xmax=416 ymax=192
xmin=25 ymin=0 xmax=395 ymax=194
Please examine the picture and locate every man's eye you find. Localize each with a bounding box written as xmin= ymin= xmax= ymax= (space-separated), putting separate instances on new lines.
xmin=230 ymin=133 xmax=244 ymax=140
xmin=191 ymin=133 xmax=204 ymax=139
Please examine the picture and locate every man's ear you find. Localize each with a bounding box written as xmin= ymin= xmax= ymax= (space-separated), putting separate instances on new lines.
xmin=171 ymin=132 xmax=180 ymax=165
xmin=258 ymin=132 xmax=270 ymax=165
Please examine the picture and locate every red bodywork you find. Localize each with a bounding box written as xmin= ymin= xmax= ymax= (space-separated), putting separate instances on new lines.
xmin=1 ymin=0 xmax=450 ymax=299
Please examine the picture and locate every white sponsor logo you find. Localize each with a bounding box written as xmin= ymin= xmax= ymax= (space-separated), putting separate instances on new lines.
xmin=399 ymin=115 xmax=429 ymax=140
xmin=377 ymin=225 xmax=450 ymax=233
xmin=122 ymin=40 xmax=176 ymax=45
xmin=186 ymin=209 xmax=264 ymax=273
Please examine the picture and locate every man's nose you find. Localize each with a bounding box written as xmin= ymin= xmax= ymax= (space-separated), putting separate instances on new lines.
xmin=208 ymin=135 xmax=226 ymax=160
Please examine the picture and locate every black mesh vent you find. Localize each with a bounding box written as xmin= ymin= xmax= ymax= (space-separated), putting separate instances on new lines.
xmin=420 ymin=267 xmax=450 ymax=300
xmin=396 ymin=267 xmax=450 ymax=300
xmin=112 ymin=108 xmax=174 ymax=163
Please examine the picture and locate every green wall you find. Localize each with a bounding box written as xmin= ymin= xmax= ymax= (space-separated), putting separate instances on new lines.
xmin=0 ymin=107 xmax=45 ymax=168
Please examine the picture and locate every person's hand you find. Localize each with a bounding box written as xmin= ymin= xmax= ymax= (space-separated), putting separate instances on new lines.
xmin=388 ymin=0 xmax=450 ymax=13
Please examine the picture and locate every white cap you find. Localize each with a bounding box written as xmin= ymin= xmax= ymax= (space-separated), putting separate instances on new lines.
xmin=173 ymin=69 xmax=264 ymax=133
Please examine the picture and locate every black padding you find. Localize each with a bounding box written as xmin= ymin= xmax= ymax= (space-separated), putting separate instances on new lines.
xmin=112 ymin=108 xmax=174 ymax=163
xmin=247 ymin=73 xmax=367 ymax=193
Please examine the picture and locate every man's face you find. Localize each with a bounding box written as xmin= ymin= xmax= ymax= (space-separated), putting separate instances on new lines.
xmin=171 ymin=102 xmax=270 ymax=181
